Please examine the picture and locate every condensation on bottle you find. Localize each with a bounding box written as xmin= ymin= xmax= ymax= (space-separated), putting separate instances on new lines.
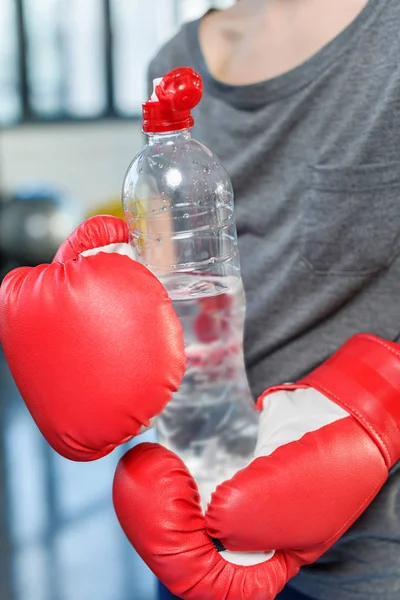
xmin=122 ymin=68 xmax=259 ymax=508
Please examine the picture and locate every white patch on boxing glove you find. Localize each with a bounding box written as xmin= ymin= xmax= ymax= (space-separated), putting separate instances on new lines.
xmin=255 ymin=387 xmax=349 ymax=459
xmin=81 ymin=242 xmax=137 ymax=260
xmin=220 ymin=549 xmax=275 ymax=566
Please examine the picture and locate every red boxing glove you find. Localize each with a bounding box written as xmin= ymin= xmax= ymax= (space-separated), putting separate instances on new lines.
xmin=113 ymin=334 xmax=400 ymax=600
xmin=0 ymin=215 xmax=185 ymax=461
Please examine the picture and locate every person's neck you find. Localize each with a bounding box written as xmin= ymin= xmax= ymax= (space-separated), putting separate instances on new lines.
xmin=200 ymin=0 xmax=370 ymax=85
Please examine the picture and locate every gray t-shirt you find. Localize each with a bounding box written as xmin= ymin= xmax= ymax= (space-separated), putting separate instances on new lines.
xmin=148 ymin=1 xmax=400 ymax=598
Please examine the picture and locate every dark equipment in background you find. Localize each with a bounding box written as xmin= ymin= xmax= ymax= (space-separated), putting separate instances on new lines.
xmin=0 ymin=185 xmax=83 ymax=281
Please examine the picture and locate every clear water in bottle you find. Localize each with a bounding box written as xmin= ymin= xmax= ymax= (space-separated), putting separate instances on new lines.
xmin=157 ymin=273 xmax=258 ymax=508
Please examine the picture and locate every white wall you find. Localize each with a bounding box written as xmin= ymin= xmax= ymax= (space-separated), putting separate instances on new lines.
xmin=0 ymin=121 xmax=143 ymax=212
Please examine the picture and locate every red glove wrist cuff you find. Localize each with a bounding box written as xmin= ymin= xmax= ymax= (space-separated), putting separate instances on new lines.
xmin=259 ymin=334 xmax=400 ymax=469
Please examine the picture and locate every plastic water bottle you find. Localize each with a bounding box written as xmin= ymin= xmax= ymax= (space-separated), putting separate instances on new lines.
xmin=122 ymin=68 xmax=258 ymax=507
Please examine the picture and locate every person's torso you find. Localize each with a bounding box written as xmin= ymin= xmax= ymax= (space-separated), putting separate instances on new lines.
xmin=148 ymin=1 xmax=400 ymax=597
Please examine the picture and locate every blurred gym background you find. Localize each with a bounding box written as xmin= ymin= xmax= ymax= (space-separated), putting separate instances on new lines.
xmin=0 ymin=2 xmax=234 ymax=599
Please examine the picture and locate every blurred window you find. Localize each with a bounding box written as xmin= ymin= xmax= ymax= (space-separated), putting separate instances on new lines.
xmin=0 ymin=2 xmax=235 ymax=598
xmin=0 ymin=0 xmax=234 ymax=126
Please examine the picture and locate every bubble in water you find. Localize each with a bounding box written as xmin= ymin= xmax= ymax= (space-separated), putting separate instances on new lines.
xmin=204 ymin=165 xmax=211 ymax=174
xmin=193 ymin=160 xmax=199 ymax=165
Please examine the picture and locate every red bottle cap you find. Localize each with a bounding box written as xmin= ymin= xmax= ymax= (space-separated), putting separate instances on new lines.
xmin=142 ymin=67 xmax=203 ymax=134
